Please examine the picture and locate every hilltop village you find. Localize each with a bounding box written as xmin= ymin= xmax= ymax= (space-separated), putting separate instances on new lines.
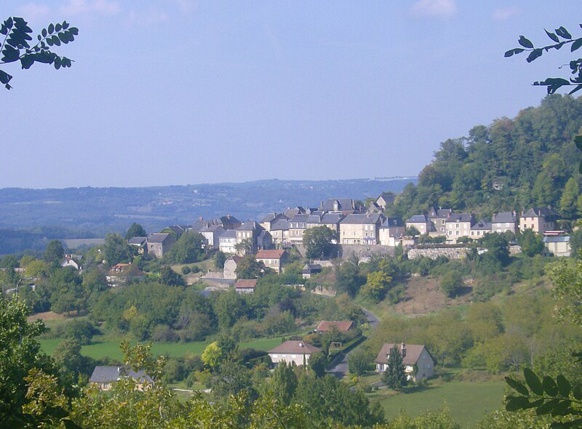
xmin=123 ymin=194 xmax=570 ymax=275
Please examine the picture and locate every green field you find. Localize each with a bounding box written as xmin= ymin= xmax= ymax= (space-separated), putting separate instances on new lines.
xmin=40 ymin=336 xmax=286 ymax=361
xmin=370 ymin=380 xmax=505 ymax=428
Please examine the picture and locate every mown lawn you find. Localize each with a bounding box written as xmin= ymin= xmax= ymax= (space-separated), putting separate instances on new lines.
xmin=40 ymin=336 xmax=287 ymax=361
xmin=370 ymin=380 xmax=505 ymax=428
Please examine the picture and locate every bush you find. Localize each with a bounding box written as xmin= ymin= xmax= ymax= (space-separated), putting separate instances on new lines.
xmin=181 ymin=266 xmax=191 ymax=275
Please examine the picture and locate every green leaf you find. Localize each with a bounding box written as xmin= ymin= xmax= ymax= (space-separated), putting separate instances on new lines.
xmin=544 ymin=29 xmax=559 ymax=43
xmin=58 ymin=32 xmax=68 ymax=43
xmin=556 ymin=375 xmax=571 ymax=397
xmin=536 ymin=399 xmax=559 ymax=416
xmin=48 ymin=23 xmax=54 ymax=34
xmin=62 ymin=21 xmax=69 ymax=30
xmin=556 ymin=26 xmax=572 ymax=39
xmin=527 ymin=48 xmax=543 ymax=62
xmin=0 ymin=69 xmax=12 ymax=85
xmin=1 ymin=45 xmax=20 ymax=63
xmin=51 ymin=35 xmax=61 ymax=46
xmin=572 ymin=38 xmax=582 ymax=52
xmin=524 ymin=368 xmax=544 ymax=395
xmin=55 ymin=23 xmax=62 ymax=32
xmin=518 ymin=36 xmax=534 ymax=49
xmin=20 ymin=55 xmax=35 ymax=70
xmin=573 ymin=383 xmax=582 ymax=400
xmin=54 ymin=56 xmax=61 ymax=70
xmin=505 ymin=377 xmax=529 ymax=396
xmin=506 ymin=396 xmax=531 ymax=411
xmin=543 ymin=376 xmax=559 ymax=396
xmin=69 ymin=27 xmax=79 ymax=36
xmin=42 ymin=28 xmax=47 ymax=38
xmin=504 ymin=48 xmax=525 ymax=58
xmin=551 ymin=399 xmax=572 ymax=417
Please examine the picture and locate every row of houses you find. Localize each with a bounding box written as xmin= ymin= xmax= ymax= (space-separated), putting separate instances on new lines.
xmin=406 ymin=207 xmax=564 ymax=243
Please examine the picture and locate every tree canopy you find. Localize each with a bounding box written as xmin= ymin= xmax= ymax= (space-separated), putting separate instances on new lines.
xmin=1 ymin=17 xmax=78 ymax=90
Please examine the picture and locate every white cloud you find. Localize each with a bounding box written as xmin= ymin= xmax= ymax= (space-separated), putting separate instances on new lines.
xmin=492 ymin=7 xmax=521 ymax=21
xmin=411 ymin=0 xmax=457 ymax=17
xmin=59 ymin=0 xmax=121 ymax=17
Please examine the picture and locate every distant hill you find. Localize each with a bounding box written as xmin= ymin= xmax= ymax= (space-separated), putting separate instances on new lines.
xmin=0 ymin=177 xmax=415 ymax=252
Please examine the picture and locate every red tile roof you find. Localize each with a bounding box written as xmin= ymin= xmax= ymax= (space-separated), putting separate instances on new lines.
xmin=255 ymin=249 xmax=285 ymax=260
xmin=235 ymin=279 xmax=257 ymax=289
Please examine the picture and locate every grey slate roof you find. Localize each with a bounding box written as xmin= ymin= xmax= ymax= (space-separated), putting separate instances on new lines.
xmin=445 ymin=213 xmax=474 ymax=223
xmin=219 ymin=229 xmax=236 ymax=239
xmin=128 ymin=236 xmax=147 ymax=245
xmin=148 ymin=232 xmax=171 ymax=243
xmin=491 ymin=211 xmax=516 ymax=224
xmin=89 ymin=366 xmax=152 ymax=384
xmin=522 ymin=207 xmax=560 ymax=219
xmin=340 ymin=213 xmax=383 ymax=224
xmin=407 ymin=214 xmax=429 ymax=223
xmin=320 ymin=198 xmax=355 ymax=212
xmin=472 ymin=219 xmax=491 ymax=231
xmin=375 ymin=344 xmax=433 ymax=366
xmin=271 ymin=218 xmax=289 ymax=230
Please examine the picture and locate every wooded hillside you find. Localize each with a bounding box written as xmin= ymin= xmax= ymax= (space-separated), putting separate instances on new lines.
xmin=390 ymin=94 xmax=582 ymax=220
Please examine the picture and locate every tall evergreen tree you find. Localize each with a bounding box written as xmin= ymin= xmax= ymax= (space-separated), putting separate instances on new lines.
xmin=382 ymin=345 xmax=407 ymax=390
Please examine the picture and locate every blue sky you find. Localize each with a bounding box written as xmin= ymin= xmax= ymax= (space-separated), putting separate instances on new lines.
xmin=2 ymin=1 xmax=580 ymax=188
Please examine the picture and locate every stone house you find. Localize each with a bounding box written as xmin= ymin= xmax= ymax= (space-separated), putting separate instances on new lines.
xmin=288 ymin=214 xmax=309 ymax=245
xmin=428 ymin=208 xmax=452 ymax=236
xmin=339 ymin=213 xmax=384 ymax=245
xmin=199 ymin=224 xmax=225 ymax=249
xmin=379 ymin=217 xmax=405 ymax=246
xmin=255 ymin=249 xmax=287 ymax=273
xmin=519 ymin=207 xmax=560 ymax=234
xmin=146 ymin=232 xmax=176 ymax=258
xmin=218 ymin=230 xmax=237 ymax=254
xmin=491 ymin=211 xmax=517 ymax=235
xmin=470 ymin=218 xmax=491 ymax=239
xmin=445 ymin=213 xmax=475 ymax=243
xmin=405 ymin=214 xmax=433 ymax=235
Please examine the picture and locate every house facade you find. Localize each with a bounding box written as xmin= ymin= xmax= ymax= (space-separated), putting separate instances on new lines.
xmin=255 ymin=249 xmax=287 ymax=273
xmin=520 ymin=207 xmax=560 ymax=234
xmin=491 ymin=211 xmax=517 ymax=235
xmin=268 ymin=341 xmax=322 ymax=366
xmin=405 ymin=214 xmax=432 ymax=235
xmin=375 ymin=343 xmax=435 ymax=381
xmin=146 ymin=233 xmax=176 ymax=258
xmin=379 ymin=217 xmax=405 ymax=246
xmin=445 ymin=213 xmax=475 ymax=243
xmin=339 ymin=213 xmax=384 ymax=245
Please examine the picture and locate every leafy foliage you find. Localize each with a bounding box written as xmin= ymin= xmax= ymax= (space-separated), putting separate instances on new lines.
xmin=505 ymin=368 xmax=582 ymax=428
xmin=302 ymin=225 xmax=338 ymax=260
xmin=0 ymin=17 xmax=78 ymax=89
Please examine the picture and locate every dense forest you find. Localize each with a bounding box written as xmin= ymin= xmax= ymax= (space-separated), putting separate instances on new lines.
xmin=389 ymin=94 xmax=582 ymax=221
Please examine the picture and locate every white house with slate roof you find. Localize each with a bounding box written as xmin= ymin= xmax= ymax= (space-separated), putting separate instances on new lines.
xmin=89 ymin=366 xmax=153 ymax=391
xmin=268 ymin=341 xmax=322 ymax=366
xmin=445 ymin=213 xmax=475 ymax=243
xmin=375 ymin=343 xmax=435 ymax=382
xmin=491 ymin=211 xmax=517 ymax=235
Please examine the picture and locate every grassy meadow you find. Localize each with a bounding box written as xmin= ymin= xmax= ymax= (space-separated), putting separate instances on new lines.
xmin=40 ymin=335 xmax=286 ymax=362
xmin=369 ymin=380 xmax=506 ymax=428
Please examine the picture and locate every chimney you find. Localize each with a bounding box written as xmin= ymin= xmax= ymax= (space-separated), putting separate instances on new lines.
xmin=401 ymin=342 xmax=406 ymax=358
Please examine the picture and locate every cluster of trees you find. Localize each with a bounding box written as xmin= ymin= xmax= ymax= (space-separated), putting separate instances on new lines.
xmin=383 ymin=94 xmax=582 ymax=224
xmin=365 ymin=292 xmax=582 ymax=378
xmin=1 ymin=296 xmax=464 ymax=429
